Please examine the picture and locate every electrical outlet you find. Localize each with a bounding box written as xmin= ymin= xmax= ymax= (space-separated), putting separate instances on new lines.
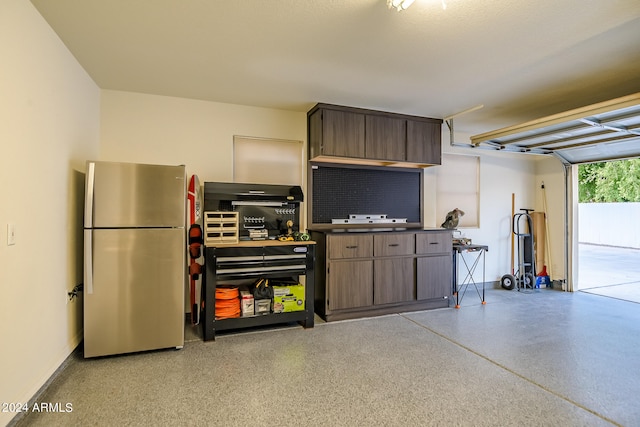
xmin=7 ymin=223 xmax=16 ymax=246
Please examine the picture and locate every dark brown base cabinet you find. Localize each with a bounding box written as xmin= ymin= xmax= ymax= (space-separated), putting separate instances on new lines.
xmin=311 ymin=230 xmax=452 ymax=322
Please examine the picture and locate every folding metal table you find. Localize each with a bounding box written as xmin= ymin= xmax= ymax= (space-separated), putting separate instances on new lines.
xmin=452 ymin=243 xmax=488 ymax=308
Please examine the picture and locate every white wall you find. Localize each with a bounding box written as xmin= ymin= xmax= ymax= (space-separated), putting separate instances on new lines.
xmin=100 ymin=90 xmax=307 ymax=183
xmin=579 ymin=203 xmax=640 ymax=249
xmin=432 ymin=136 xmax=554 ymax=285
xmin=435 ymin=134 xmax=567 ymax=286
xmin=0 ymin=1 xmax=100 ymax=425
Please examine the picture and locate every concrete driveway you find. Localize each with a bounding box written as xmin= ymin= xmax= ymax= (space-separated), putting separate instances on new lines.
xmin=578 ymin=243 xmax=640 ymax=303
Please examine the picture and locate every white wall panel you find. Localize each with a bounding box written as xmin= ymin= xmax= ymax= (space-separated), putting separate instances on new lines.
xmin=0 ymin=2 xmax=100 ymax=425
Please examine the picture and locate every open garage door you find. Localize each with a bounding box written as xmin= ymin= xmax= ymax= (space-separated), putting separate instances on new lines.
xmin=469 ymin=92 xmax=640 ymax=165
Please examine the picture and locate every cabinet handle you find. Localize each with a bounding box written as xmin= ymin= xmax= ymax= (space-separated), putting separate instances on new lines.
xmin=388 ymin=243 xmax=399 ymax=247
xmin=346 ymin=245 xmax=358 ymax=249
xmin=429 ymin=242 xmax=439 ymax=245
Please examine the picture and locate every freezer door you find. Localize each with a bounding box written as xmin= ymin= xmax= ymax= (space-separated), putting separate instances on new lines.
xmin=84 ymin=228 xmax=185 ymax=358
xmin=86 ymin=161 xmax=186 ymax=228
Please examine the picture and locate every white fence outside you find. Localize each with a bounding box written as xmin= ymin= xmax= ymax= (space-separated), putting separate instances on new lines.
xmin=579 ymin=202 xmax=640 ymax=249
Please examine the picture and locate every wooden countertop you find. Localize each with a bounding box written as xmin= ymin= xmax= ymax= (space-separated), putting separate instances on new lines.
xmin=309 ymin=228 xmax=450 ymax=234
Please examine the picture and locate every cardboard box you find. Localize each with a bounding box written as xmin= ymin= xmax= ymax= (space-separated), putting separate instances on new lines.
xmin=255 ymin=299 xmax=271 ymax=315
xmin=272 ymin=284 xmax=305 ymax=313
xmin=240 ymin=290 xmax=254 ymax=317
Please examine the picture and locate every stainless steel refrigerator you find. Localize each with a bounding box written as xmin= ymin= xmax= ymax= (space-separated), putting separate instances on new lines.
xmin=83 ymin=161 xmax=186 ymax=358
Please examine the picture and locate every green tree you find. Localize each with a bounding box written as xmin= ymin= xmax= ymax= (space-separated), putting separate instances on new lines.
xmin=578 ymin=159 xmax=640 ymax=202
xmin=578 ymin=162 xmax=604 ymax=202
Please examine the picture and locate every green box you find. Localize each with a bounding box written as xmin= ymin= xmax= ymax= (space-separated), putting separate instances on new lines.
xmin=272 ymin=284 xmax=305 ymax=313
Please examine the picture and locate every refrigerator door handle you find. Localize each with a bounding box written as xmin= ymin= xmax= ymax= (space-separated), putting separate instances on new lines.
xmin=84 ymin=229 xmax=94 ymax=294
xmin=85 ymin=162 xmax=95 ymax=228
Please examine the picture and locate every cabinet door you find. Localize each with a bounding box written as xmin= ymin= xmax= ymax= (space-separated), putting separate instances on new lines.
xmin=365 ymin=115 xmax=406 ymax=161
xmin=406 ymin=120 xmax=441 ymax=165
xmin=308 ymin=109 xmax=323 ymax=159
xmin=374 ymin=257 xmax=415 ymax=305
xmin=322 ymin=109 xmax=365 ymax=158
xmin=328 ymin=260 xmax=373 ymax=310
xmin=416 ymin=255 xmax=452 ymax=300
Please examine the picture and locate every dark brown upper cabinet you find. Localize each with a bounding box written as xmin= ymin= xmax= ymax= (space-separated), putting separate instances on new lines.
xmin=309 ymin=108 xmax=365 ymax=158
xmin=365 ymin=115 xmax=406 ymax=161
xmin=406 ymin=119 xmax=441 ymax=165
xmin=308 ymin=103 xmax=442 ymax=167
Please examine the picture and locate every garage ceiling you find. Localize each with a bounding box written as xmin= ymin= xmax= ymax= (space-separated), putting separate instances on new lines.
xmin=469 ymin=92 xmax=640 ymax=164
xmin=30 ymin=0 xmax=640 ymax=158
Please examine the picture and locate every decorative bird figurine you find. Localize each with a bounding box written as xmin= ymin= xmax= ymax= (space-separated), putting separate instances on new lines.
xmin=441 ymin=208 xmax=464 ymax=229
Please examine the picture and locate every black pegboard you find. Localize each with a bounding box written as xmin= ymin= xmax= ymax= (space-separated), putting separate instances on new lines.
xmin=312 ymin=165 xmax=421 ymax=223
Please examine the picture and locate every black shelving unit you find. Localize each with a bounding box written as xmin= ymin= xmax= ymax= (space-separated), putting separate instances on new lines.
xmin=202 ymin=242 xmax=315 ymax=341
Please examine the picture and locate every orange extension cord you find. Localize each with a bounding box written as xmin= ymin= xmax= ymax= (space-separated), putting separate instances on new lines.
xmin=215 ymin=287 xmax=240 ymax=320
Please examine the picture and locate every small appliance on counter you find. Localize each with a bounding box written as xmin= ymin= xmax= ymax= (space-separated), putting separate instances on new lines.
xmin=203 ymin=182 xmax=303 ymax=241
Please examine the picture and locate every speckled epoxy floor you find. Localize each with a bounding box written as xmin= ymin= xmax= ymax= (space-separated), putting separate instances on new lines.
xmin=12 ymin=288 xmax=640 ymax=427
